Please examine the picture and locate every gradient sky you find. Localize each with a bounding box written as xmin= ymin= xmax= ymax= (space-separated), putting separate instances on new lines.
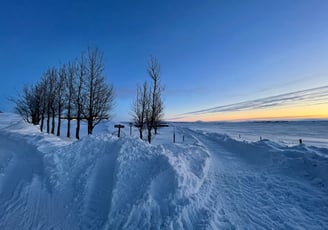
xmin=1 ymin=0 xmax=328 ymax=121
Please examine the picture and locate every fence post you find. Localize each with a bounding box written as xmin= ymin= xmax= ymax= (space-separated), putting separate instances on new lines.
xmin=129 ymin=122 xmax=133 ymax=136
xmin=173 ymin=128 xmax=176 ymax=143
xmin=114 ymin=124 xmax=125 ymax=138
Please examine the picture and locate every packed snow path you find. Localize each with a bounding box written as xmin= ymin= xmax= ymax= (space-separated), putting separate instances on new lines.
xmin=179 ymin=128 xmax=328 ymax=229
xmin=0 ymin=114 xmax=328 ymax=229
xmin=0 ymin=133 xmax=48 ymax=228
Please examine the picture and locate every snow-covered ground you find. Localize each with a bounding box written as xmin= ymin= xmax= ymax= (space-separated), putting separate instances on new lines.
xmin=0 ymin=113 xmax=328 ymax=229
xmin=175 ymin=121 xmax=328 ymax=148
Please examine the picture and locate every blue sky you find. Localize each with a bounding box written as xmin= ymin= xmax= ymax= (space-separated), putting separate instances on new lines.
xmin=1 ymin=0 xmax=328 ymax=121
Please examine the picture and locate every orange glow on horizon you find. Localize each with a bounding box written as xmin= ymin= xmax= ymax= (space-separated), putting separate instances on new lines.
xmin=172 ymin=103 xmax=328 ymax=122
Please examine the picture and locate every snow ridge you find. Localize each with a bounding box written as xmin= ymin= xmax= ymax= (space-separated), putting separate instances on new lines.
xmin=0 ymin=113 xmax=328 ymax=229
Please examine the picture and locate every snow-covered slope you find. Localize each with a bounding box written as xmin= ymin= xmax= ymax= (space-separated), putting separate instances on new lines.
xmin=0 ymin=113 xmax=327 ymax=229
xmin=177 ymin=121 xmax=328 ymax=148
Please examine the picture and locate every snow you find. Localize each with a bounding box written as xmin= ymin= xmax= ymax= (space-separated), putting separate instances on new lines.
xmin=0 ymin=113 xmax=328 ymax=229
xmin=175 ymin=121 xmax=328 ymax=148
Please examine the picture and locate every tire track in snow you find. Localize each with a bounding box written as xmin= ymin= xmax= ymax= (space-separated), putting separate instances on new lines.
xmin=179 ymin=128 xmax=328 ymax=229
xmin=0 ymin=134 xmax=54 ymax=229
xmin=81 ymin=141 xmax=121 ymax=230
xmin=177 ymin=128 xmax=237 ymax=229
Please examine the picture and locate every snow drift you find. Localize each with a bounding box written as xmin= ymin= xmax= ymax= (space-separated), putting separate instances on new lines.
xmin=0 ymin=113 xmax=328 ymax=229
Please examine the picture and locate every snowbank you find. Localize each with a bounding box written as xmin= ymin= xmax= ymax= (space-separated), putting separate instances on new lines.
xmin=0 ymin=113 xmax=327 ymax=229
xmin=0 ymin=114 xmax=210 ymax=229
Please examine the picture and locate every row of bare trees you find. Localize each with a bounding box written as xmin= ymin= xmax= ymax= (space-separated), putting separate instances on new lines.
xmin=12 ymin=47 xmax=114 ymax=139
xmin=132 ymin=56 xmax=164 ymax=143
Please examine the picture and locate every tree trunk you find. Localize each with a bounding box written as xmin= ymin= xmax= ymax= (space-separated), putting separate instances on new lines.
xmin=67 ymin=102 xmax=71 ymax=138
xmin=147 ymin=128 xmax=151 ymax=143
xmin=57 ymin=103 xmax=62 ymax=136
xmin=67 ymin=118 xmax=71 ymax=138
xmin=51 ymin=108 xmax=55 ymax=134
xmin=75 ymin=107 xmax=81 ymax=139
xmin=47 ymin=111 xmax=50 ymax=133
xmin=40 ymin=114 xmax=44 ymax=132
xmin=66 ymin=107 xmax=71 ymax=138
xmin=139 ymin=128 xmax=143 ymax=139
xmin=32 ymin=114 xmax=39 ymax=125
xmin=57 ymin=112 xmax=61 ymax=136
xmin=88 ymin=119 xmax=93 ymax=135
xmin=76 ymin=118 xmax=80 ymax=139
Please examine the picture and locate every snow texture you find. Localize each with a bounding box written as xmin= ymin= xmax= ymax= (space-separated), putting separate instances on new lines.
xmin=0 ymin=113 xmax=327 ymax=229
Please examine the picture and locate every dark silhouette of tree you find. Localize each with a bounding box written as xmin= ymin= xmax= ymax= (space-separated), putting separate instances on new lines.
xmin=65 ymin=62 xmax=76 ymax=138
xmin=39 ymin=77 xmax=47 ymax=132
xmin=43 ymin=67 xmax=57 ymax=134
xmin=132 ymin=82 xmax=149 ymax=140
xmin=32 ymin=84 xmax=42 ymax=125
xmin=75 ymin=54 xmax=86 ymax=139
xmin=82 ymin=47 xmax=114 ymax=135
xmin=11 ymin=84 xmax=41 ymax=125
xmin=146 ymin=56 xmax=164 ymax=143
xmin=56 ymin=65 xmax=66 ymax=136
xmin=132 ymin=56 xmax=164 ymax=143
xmin=153 ymin=91 xmax=164 ymax=135
xmin=11 ymin=46 xmax=115 ymax=138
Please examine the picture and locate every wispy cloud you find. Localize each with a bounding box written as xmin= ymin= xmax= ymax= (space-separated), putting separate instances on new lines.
xmin=182 ymin=85 xmax=328 ymax=116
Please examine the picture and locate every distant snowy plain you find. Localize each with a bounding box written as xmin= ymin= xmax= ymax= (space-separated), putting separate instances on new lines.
xmin=0 ymin=113 xmax=327 ymax=229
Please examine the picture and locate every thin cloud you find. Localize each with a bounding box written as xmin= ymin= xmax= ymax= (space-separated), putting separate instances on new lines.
xmin=182 ymin=85 xmax=328 ymax=116
xmin=166 ymin=115 xmax=189 ymax=121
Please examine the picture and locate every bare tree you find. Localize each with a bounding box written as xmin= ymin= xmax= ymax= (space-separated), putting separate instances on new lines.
xmin=82 ymin=47 xmax=114 ymax=135
xmin=145 ymin=89 xmax=153 ymax=143
xmin=45 ymin=73 xmax=51 ymax=133
xmin=153 ymin=90 xmax=164 ymax=135
xmin=11 ymin=90 xmax=30 ymax=123
xmin=44 ymin=67 xmax=57 ymax=134
xmin=132 ymin=82 xmax=149 ymax=139
xmin=65 ymin=62 xmax=76 ymax=138
xmin=38 ymin=77 xmax=47 ymax=132
xmin=146 ymin=56 xmax=164 ymax=143
xmin=131 ymin=56 xmax=164 ymax=143
xmin=75 ymin=55 xmax=86 ymax=139
xmin=11 ymin=46 xmax=115 ymax=138
xmin=11 ymin=84 xmax=41 ymax=125
xmin=55 ymin=65 xmax=66 ymax=136
xmin=40 ymin=68 xmax=54 ymax=133
xmin=32 ymin=84 xmax=43 ymax=125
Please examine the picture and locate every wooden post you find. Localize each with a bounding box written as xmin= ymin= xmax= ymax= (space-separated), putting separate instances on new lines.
xmin=173 ymin=128 xmax=176 ymax=143
xmin=114 ymin=124 xmax=125 ymax=138
xmin=129 ymin=122 xmax=133 ymax=136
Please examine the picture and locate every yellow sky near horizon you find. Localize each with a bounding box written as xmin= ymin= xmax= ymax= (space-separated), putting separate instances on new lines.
xmin=178 ymin=102 xmax=328 ymax=122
